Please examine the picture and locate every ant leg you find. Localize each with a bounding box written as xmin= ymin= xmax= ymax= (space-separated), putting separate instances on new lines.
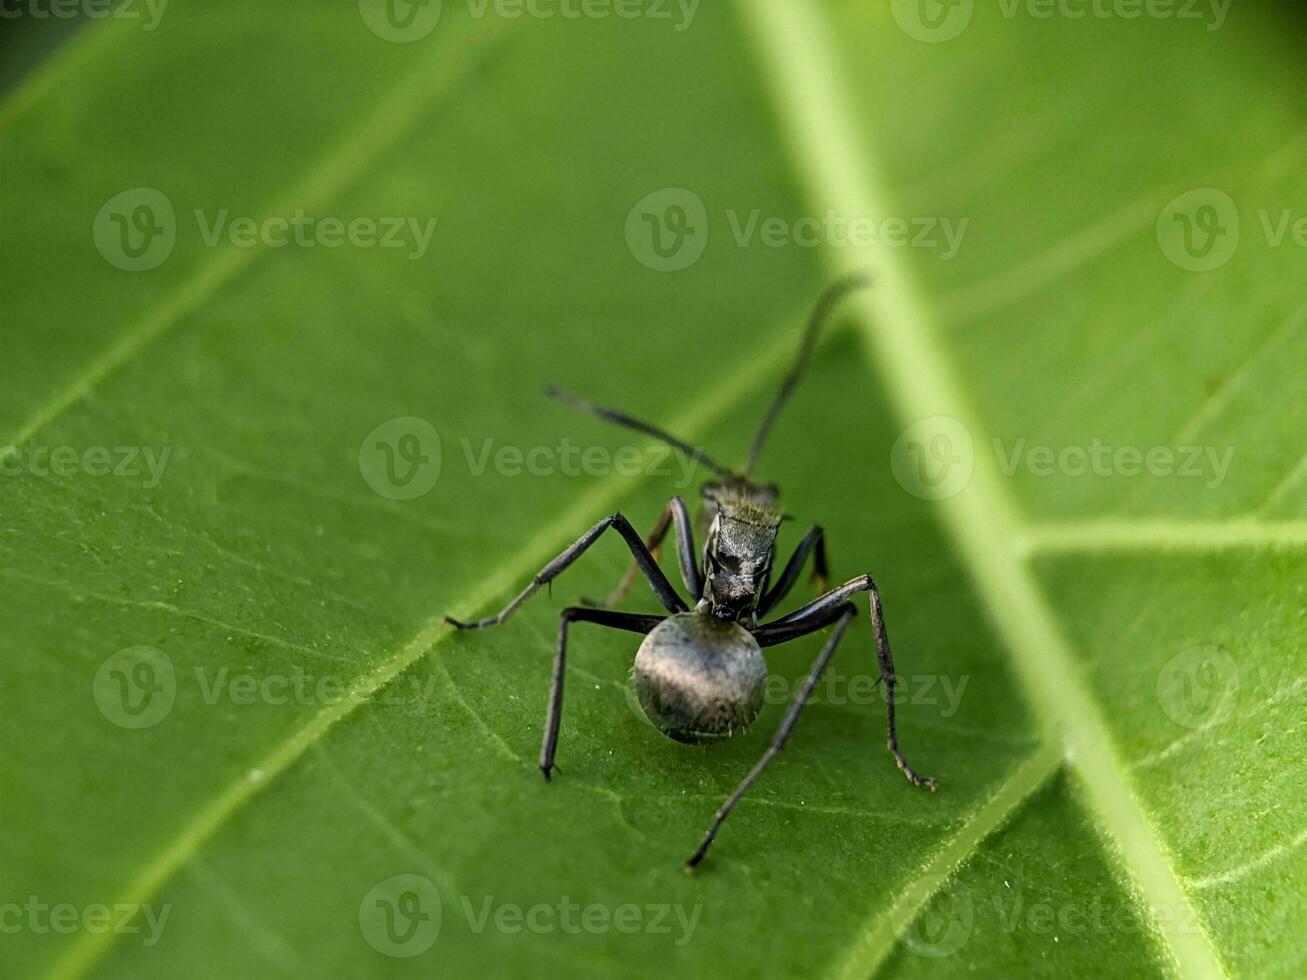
xmin=742 ymin=273 xmax=870 ymax=476
xmin=584 ymin=507 xmax=670 ymax=608
xmin=686 ymin=606 xmax=857 ymax=869
xmin=756 ymin=575 xmax=938 ymax=791
xmin=445 ymin=510 xmax=688 ymax=629
xmin=584 ymin=497 xmax=701 ymax=608
xmin=756 ymin=524 xmax=828 ymax=618
xmin=541 ymin=607 xmax=664 ymax=780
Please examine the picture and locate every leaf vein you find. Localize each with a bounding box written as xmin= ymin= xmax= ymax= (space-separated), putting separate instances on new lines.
xmin=737 ymin=2 xmax=1230 ymax=975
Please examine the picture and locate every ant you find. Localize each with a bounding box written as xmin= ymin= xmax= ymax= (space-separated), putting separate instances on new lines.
xmin=446 ymin=274 xmax=937 ymax=869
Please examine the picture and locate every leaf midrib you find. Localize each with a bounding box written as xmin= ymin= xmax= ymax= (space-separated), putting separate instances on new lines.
xmin=736 ymin=1 xmax=1229 ymax=977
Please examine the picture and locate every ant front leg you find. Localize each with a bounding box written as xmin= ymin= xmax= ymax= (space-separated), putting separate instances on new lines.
xmin=757 ymin=575 xmax=938 ymax=791
xmin=686 ymin=607 xmax=857 ymax=869
xmin=756 ymin=524 xmax=828 ymax=618
xmin=445 ymin=510 xmax=688 ymax=629
xmin=541 ymin=608 xmax=664 ymax=780
xmin=583 ymin=497 xmax=701 ymax=608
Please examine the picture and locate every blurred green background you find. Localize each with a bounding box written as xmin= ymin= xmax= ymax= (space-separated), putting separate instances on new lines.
xmin=2 ymin=1 xmax=1305 ymax=978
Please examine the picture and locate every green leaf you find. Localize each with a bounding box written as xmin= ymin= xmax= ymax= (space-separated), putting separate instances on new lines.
xmin=2 ymin=1 xmax=1302 ymax=978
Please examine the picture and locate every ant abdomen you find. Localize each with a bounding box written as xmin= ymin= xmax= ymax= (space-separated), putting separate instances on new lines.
xmin=632 ymin=612 xmax=767 ymax=744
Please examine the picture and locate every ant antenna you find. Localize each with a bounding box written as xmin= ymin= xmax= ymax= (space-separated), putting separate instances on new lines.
xmin=545 ymin=385 xmax=735 ymax=479
xmin=742 ymin=272 xmax=871 ymax=477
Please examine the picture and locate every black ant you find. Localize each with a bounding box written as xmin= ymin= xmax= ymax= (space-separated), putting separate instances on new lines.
xmin=446 ymin=274 xmax=937 ymax=869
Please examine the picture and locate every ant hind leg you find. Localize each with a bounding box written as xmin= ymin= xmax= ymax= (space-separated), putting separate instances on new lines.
xmin=686 ymin=606 xmax=858 ymax=869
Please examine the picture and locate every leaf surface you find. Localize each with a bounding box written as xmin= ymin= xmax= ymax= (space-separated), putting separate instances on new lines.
xmin=1 ymin=2 xmax=1303 ymax=978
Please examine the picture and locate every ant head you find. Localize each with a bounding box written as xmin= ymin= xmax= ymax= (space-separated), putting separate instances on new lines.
xmin=701 ymin=492 xmax=783 ymax=625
